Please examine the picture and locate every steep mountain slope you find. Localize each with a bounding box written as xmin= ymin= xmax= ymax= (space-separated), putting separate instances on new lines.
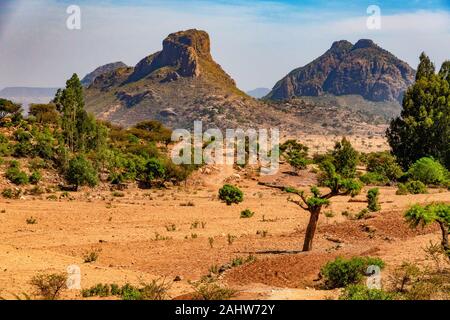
xmin=267 ymin=39 xmax=415 ymax=102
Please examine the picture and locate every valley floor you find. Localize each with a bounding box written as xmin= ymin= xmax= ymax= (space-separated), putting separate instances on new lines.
xmin=0 ymin=165 xmax=449 ymax=300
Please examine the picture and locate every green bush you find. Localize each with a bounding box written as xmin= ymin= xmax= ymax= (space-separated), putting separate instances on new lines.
xmin=339 ymin=285 xmax=395 ymax=300
xmin=6 ymin=167 xmax=29 ymax=185
xmin=29 ymin=171 xmax=42 ymax=185
xmin=219 ymin=184 xmax=244 ymax=205
xmin=360 ymin=172 xmax=389 ymax=186
xmin=2 ymin=188 xmax=22 ymax=199
xmin=331 ymin=138 xmax=359 ymax=178
xmin=66 ymin=155 xmax=98 ymax=188
xmin=367 ymin=188 xmax=381 ymax=212
xmin=240 ymin=209 xmax=255 ymax=219
xmin=366 ymin=152 xmax=404 ymax=182
xmin=406 ymin=181 xmax=428 ymax=194
xmin=321 ymin=257 xmax=385 ymax=289
xmin=408 ymin=157 xmax=448 ymax=185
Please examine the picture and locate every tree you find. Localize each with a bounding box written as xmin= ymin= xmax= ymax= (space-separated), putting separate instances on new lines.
xmin=261 ymin=159 xmax=362 ymax=251
xmin=29 ymin=103 xmax=59 ymax=124
xmin=405 ymin=203 xmax=450 ymax=259
xmin=218 ymin=184 xmax=244 ymax=206
xmin=0 ymin=98 xmax=21 ymax=119
xmin=331 ymin=137 xmax=358 ymax=178
xmin=280 ymin=140 xmax=309 ymax=173
xmin=66 ymin=155 xmax=98 ymax=189
xmin=145 ymin=158 xmax=166 ymax=187
xmin=387 ymin=53 xmax=450 ymax=169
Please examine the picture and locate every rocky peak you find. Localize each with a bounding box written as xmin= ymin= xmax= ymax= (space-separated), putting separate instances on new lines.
xmin=330 ymin=40 xmax=353 ymax=53
xmin=127 ymin=29 xmax=215 ymax=82
xmin=352 ymin=39 xmax=377 ymax=50
xmin=267 ymin=39 xmax=415 ymax=102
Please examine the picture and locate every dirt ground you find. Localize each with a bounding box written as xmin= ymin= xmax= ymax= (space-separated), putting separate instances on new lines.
xmin=0 ymin=135 xmax=448 ymax=300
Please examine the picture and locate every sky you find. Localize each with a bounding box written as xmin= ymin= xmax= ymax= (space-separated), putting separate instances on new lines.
xmin=0 ymin=0 xmax=449 ymax=91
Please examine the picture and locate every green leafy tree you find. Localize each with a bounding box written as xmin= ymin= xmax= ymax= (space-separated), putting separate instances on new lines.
xmin=331 ymin=137 xmax=358 ymax=178
xmin=387 ymin=54 xmax=450 ymax=169
xmin=262 ymin=158 xmax=362 ymax=251
xmin=66 ymin=155 xmax=98 ymax=189
xmin=405 ymin=203 xmax=450 ymax=259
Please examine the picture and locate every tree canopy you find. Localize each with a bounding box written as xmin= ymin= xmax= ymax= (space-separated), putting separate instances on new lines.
xmin=387 ymin=53 xmax=450 ymax=169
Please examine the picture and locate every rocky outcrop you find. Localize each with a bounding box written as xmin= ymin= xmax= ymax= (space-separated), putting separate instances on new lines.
xmin=126 ymin=29 xmax=230 ymax=84
xmin=81 ymin=62 xmax=128 ymax=87
xmin=267 ymin=39 xmax=415 ymax=102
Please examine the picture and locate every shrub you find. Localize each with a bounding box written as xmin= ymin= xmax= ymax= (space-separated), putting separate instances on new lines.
xmin=406 ymin=181 xmax=428 ymax=194
xmin=367 ymin=188 xmax=381 ymax=212
xmin=145 ymin=158 xmax=166 ymax=186
xmin=321 ymin=256 xmax=385 ymax=289
xmin=6 ymin=167 xmax=29 ymax=185
xmin=366 ymin=152 xmax=403 ymax=182
xmin=29 ymin=171 xmax=42 ymax=185
xmin=396 ymin=183 xmax=409 ymax=195
xmin=2 ymin=188 xmax=21 ymax=199
xmin=219 ymin=184 xmax=243 ymax=205
xmin=83 ymin=249 xmax=101 ymax=263
xmin=408 ymin=157 xmax=448 ymax=185
xmin=240 ymin=209 xmax=255 ymax=219
xmin=360 ymin=172 xmax=389 ymax=186
xmin=339 ymin=284 xmax=395 ymax=300
xmin=191 ymin=278 xmax=236 ymax=300
xmin=66 ymin=155 xmax=98 ymax=188
xmin=30 ymin=273 xmax=67 ymax=300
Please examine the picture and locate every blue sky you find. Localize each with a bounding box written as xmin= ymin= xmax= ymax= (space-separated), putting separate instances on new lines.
xmin=0 ymin=0 xmax=449 ymax=90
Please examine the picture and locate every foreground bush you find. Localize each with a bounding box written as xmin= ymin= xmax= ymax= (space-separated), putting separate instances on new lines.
xmin=366 ymin=152 xmax=404 ymax=182
xmin=321 ymin=257 xmax=385 ymax=289
xmin=30 ymin=273 xmax=67 ymax=300
xmin=219 ymin=185 xmax=243 ymax=205
xmin=339 ymin=284 xmax=395 ymax=300
xmin=408 ymin=157 xmax=448 ymax=185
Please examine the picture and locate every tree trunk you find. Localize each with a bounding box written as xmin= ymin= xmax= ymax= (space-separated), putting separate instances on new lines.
xmin=302 ymin=209 xmax=321 ymax=252
xmin=438 ymin=222 xmax=450 ymax=259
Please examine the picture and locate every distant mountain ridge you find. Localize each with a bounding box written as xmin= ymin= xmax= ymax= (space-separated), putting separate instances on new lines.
xmin=267 ymin=39 xmax=415 ymax=102
xmin=0 ymin=87 xmax=59 ymax=98
xmin=247 ymin=88 xmax=271 ymax=99
xmin=0 ymin=87 xmax=59 ymax=112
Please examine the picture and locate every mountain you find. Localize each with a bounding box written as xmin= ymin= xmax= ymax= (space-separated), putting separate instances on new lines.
xmin=84 ymin=30 xmax=392 ymax=137
xmin=266 ymin=39 xmax=415 ymax=103
xmin=0 ymin=87 xmax=59 ymax=112
xmin=81 ymin=62 xmax=128 ymax=87
xmin=247 ymin=88 xmax=271 ymax=99
xmin=84 ymin=29 xmax=261 ymax=129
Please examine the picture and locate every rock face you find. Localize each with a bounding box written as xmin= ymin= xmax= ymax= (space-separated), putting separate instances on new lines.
xmin=84 ymin=29 xmax=248 ymax=129
xmin=126 ymin=29 xmax=235 ymax=87
xmin=81 ymin=62 xmax=128 ymax=87
xmin=267 ymin=39 xmax=415 ymax=102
